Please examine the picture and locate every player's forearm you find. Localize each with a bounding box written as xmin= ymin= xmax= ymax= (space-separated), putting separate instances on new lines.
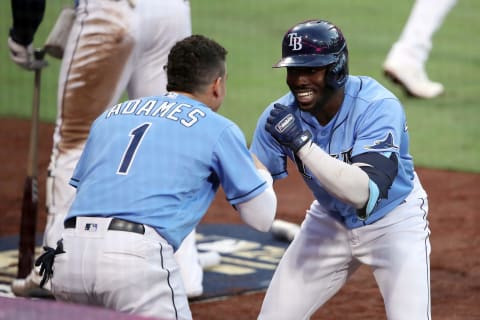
xmin=10 ymin=0 xmax=46 ymax=45
xmin=236 ymin=169 xmax=277 ymax=232
xmin=297 ymin=142 xmax=369 ymax=209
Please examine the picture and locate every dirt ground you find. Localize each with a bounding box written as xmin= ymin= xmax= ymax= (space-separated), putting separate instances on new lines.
xmin=1 ymin=118 xmax=479 ymax=319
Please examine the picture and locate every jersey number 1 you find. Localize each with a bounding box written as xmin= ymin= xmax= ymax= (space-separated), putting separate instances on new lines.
xmin=117 ymin=122 xmax=152 ymax=175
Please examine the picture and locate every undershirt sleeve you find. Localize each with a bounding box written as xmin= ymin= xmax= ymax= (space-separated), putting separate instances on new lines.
xmin=10 ymin=0 xmax=46 ymax=45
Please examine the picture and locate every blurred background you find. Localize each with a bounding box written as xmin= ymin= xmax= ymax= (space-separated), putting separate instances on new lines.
xmin=1 ymin=0 xmax=478 ymax=172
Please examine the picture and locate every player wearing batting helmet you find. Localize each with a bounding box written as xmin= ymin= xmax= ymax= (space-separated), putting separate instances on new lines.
xmin=251 ymin=19 xmax=431 ymax=320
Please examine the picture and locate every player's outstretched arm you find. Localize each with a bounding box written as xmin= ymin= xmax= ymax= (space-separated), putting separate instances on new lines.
xmin=235 ymin=163 xmax=277 ymax=232
xmin=9 ymin=0 xmax=46 ymax=70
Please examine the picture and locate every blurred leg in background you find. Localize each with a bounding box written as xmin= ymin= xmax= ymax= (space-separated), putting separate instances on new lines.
xmin=383 ymin=0 xmax=457 ymax=99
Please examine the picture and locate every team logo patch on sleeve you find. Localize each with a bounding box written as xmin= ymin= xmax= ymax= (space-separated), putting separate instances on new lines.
xmin=364 ymin=132 xmax=399 ymax=151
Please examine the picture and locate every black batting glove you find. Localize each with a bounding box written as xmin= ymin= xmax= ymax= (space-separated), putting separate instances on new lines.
xmin=34 ymin=239 xmax=65 ymax=288
xmin=265 ymin=103 xmax=312 ymax=153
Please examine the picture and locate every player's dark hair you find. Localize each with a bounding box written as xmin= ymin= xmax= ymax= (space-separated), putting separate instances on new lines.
xmin=166 ymin=35 xmax=227 ymax=94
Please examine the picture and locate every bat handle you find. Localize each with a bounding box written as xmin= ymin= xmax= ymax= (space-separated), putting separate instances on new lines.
xmin=30 ymin=48 xmax=48 ymax=71
xmin=26 ymin=69 xmax=41 ymax=177
xmin=34 ymin=49 xmax=46 ymax=61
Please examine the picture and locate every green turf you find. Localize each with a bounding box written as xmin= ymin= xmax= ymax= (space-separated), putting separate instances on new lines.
xmin=1 ymin=0 xmax=478 ymax=172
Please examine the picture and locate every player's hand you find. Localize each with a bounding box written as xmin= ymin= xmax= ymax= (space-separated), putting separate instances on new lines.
xmin=265 ymin=103 xmax=312 ymax=153
xmin=8 ymin=37 xmax=46 ymax=71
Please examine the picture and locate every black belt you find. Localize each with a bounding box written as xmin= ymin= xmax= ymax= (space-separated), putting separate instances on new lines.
xmin=64 ymin=217 xmax=145 ymax=235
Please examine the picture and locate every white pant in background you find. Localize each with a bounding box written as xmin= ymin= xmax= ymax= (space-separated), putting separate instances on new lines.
xmin=386 ymin=0 xmax=457 ymax=68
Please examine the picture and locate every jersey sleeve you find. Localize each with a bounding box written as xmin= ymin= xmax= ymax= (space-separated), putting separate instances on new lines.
xmin=212 ymin=124 xmax=268 ymax=205
xmin=352 ymin=98 xmax=406 ymax=158
xmin=10 ymin=0 xmax=46 ymax=45
xmin=250 ymin=106 xmax=289 ymax=180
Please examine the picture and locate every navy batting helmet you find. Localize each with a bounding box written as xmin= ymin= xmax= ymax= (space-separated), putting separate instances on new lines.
xmin=274 ymin=19 xmax=349 ymax=89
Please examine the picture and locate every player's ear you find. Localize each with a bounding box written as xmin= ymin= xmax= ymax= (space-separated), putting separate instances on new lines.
xmin=213 ymin=76 xmax=226 ymax=105
xmin=212 ymin=76 xmax=223 ymax=98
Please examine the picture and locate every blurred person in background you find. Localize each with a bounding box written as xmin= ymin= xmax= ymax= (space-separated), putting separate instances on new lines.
xmin=383 ymin=0 xmax=457 ymax=99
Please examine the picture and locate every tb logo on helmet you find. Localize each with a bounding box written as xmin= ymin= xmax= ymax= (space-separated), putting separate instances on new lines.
xmin=287 ymin=33 xmax=302 ymax=51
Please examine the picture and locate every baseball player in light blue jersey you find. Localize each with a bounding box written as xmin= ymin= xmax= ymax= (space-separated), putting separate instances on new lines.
xmin=252 ymin=20 xmax=431 ymax=320
xmin=35 ymin=35 xmax=277 ymax=319
xmin=9 ymin=0 xmax=209 ymax=300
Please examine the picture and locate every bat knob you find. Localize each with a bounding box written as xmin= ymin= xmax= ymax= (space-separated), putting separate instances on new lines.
xmin=34 ymin=49 xmax=46 ymax=60
xmin=31 ymin=49 xmax=48 ymax=70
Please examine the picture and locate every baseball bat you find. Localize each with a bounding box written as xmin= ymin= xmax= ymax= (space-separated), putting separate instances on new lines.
xmin=17 ymin=49 xmax=46 ymax=279
xmin=270 ymin=219 xmax=301 ymax=243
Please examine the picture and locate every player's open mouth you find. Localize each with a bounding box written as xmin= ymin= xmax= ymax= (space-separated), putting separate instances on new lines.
xmin=295 ymin=89 xmax=314 ymax=104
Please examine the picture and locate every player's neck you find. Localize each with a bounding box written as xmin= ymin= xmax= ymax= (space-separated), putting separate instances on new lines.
xmin=312 ymin=90 xmax=344 ymax=126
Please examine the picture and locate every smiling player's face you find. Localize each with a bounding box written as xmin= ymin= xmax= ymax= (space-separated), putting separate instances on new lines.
xmin=286 ymin=67 xmax=329 ymax=112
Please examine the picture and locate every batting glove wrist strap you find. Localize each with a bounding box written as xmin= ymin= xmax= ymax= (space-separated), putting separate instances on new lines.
xmin=290 ymin=130 xmax=312 ymax=154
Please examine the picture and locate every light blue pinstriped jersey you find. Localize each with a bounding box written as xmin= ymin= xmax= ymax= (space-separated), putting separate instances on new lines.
xmin=251 ymin=76 xmax=416 ymax=228
xmin=68 ymin=93 xmax=267 ymax=250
